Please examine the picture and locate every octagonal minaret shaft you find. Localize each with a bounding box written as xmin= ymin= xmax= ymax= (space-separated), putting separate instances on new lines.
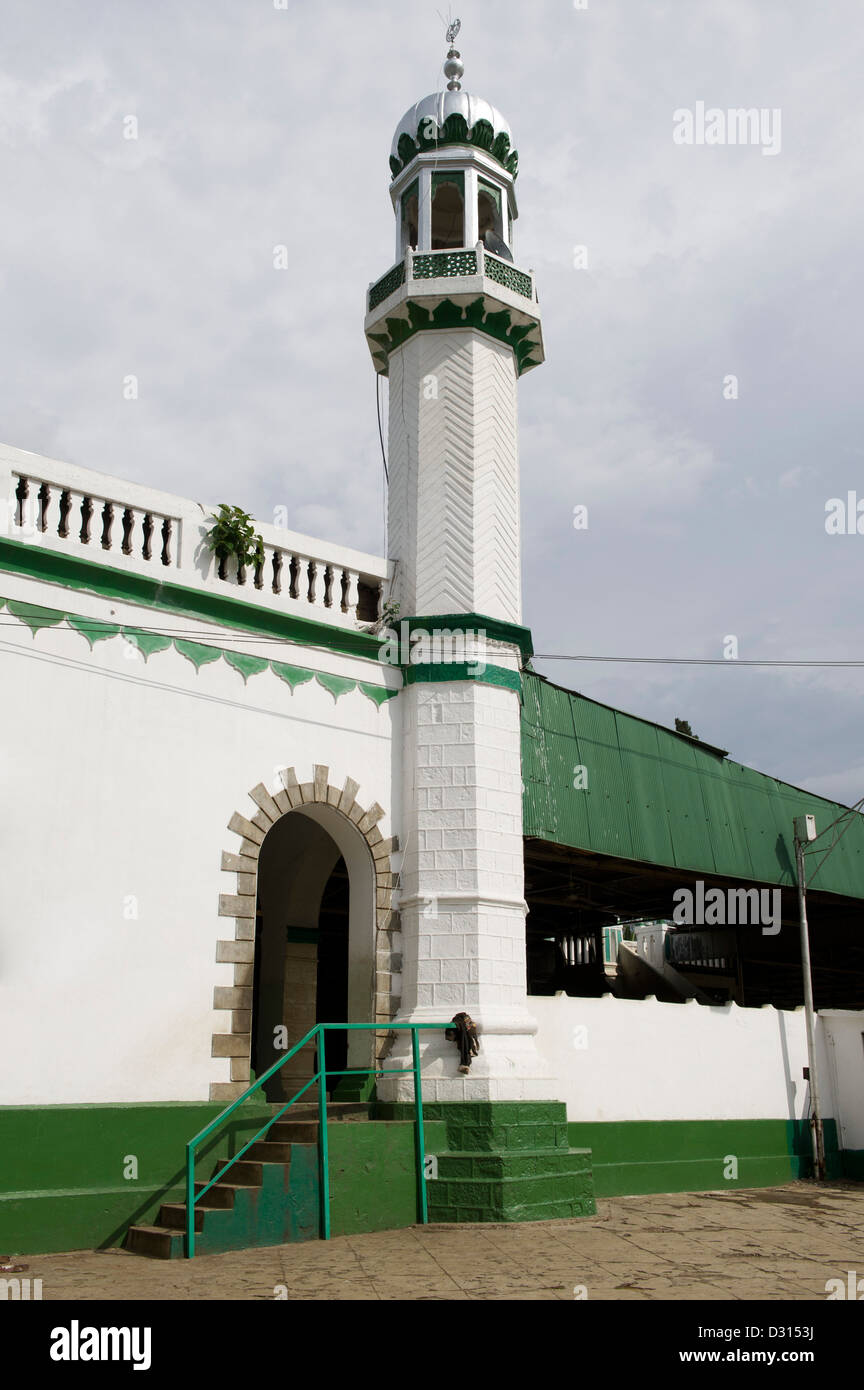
xmin=367 ymin=36 xmax=552 ymax=1104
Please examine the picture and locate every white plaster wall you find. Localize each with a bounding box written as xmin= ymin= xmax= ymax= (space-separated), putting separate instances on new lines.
xmin=0 ymin=570 xmax=400 ymax=1106
xmin=387 ymin=330 xmax=521 ymax=622
xmin=397 ymin=680 xmax=526 ymax=1015
xmin=531 ymin=994 xmax=832 ymax=1123
xmin=822 ymin=1011 xmax=864 ymax=1149
xmin=381 ymin=676 xmax=554 ymax=1103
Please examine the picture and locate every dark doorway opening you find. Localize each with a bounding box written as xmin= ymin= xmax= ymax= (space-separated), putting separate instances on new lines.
xmin=250 ymin=813 xmax=351 ymax=1103
xmin=316 ymin=856 xmax=349 ymax=1084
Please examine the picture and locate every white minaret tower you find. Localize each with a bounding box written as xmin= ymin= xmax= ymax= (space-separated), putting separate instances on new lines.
xmin=366 ymin=27 xmax=552 ymax=1102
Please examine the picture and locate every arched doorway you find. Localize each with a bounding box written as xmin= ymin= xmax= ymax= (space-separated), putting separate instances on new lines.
xmin=251 ymin=812 xmax=352 ymax=1101
xmin=214 ymin=767 xmax=400 ymax=1106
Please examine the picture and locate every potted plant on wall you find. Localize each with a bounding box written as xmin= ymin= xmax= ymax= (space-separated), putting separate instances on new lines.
xmin=204 ymin=503 xmax=265 ymax=585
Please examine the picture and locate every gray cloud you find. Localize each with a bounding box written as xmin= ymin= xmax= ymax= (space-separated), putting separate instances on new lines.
xmin=1 ymin=0 xmax=862 ymax=804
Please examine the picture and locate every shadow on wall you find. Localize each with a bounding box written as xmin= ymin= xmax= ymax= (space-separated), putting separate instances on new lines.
xmin=776 ymin=1008 xmax=799 ymax=1123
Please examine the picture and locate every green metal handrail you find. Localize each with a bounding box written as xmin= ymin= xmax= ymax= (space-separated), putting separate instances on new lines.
xmin=185 ymin=1021 xmax=452 ymax=1258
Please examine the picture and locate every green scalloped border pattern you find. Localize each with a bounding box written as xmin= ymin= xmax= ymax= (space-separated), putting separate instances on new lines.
xmin=390 ymin=115 xmax=519 ymax=182
xmin=368 ymin=294 xmax=541 ymax=377
xmin=0 ymin=597 xmax=400 ymax=708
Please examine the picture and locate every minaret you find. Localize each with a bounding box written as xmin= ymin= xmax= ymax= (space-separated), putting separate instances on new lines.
xmin=365 ymin=29 xmax=552 ymax=1102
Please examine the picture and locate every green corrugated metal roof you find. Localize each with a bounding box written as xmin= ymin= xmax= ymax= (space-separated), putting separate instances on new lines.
xmin=521 ymin=671 xmax=864 ymax=900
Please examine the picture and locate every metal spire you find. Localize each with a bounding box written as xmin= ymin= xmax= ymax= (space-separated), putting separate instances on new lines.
xmin=443 ymin=18 xmax=464 ymax=91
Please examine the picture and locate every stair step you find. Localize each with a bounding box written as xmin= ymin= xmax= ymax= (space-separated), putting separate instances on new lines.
xmin=123 ymin=1102 xmax=375 ymax=1259
xmin=124 ymin=1224 xmax=183 ymax=1260
xmin=194 ymin=1181 xmax=244 ymax=1207
xmin=246 ymin=1140 xmax=297 ymax=1162
xmin=228 ymin=1160 xmax=264 ymax=1185
xmin=158 ymin=1202 xmax=206 ymax=1232
xmin=266 ymin=1121 xmax=319 ymax=1144
xmin=287 ymin=1103 xmax=370 ymax=1121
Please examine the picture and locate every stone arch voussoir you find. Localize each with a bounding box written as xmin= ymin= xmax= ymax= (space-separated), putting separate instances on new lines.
xmin=209 ymin=764 xmax=400 ymax=1102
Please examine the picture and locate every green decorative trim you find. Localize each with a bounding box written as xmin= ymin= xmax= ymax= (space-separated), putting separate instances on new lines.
xmin=0 ymin=567 xmax=400 ymax=707
xmin=402 ymin=662 xmax=521 ymax=693
xmin=397 ymin=131 xmax=418 ymax=169
xmin=390 ymin=119 xmax=519 ymax=182
xmin=468 ymin=118 xmax=495 ymax=154
xmin=369 ymin=261 xmax=406 ymax=312
xmin=316 ymin=671 xmax=357 ymax=701
xmin=122 ymin=627 xmax=173 ymax=660
xmin=174 ymin=638 xmax=222 ymax=671
xmin=270 ymin=661 xmax=316 ymax=691
xmin=6 ymin=599 xmax=65 ymax=635
xmin=66 ymin=614 xmax=122 ymax=648
xmin=399 ymin=612 xmax=534 ymax=659
xmin=0 ymin=536 xmax=384 ymax=662
xmin=485 ymin=254 xmax=533 ymax=299
xmin=370 ymin=295 xmax=541 ymax=377
xmin=359 ymin=681 xmax=399 ymax=708
xmin=223 ymin=650 xmax=269 ymax=683
xmin=413 ymin=249 xmax=476 ymax=279
xmin=441 ymin=113 xmax=469 ymax=146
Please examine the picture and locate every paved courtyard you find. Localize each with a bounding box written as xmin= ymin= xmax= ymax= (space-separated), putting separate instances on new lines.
xmin=17 ymin=1182 xmax=864 ymax=1301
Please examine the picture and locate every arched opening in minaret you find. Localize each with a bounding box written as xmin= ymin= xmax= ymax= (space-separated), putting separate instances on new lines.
xmin=430 ymin=173 xmax=465 ymax=250
xmin=400 ymin=179 xmax=419 ymax=252
xmin=478 ymin=180 xmax=505 ymax=250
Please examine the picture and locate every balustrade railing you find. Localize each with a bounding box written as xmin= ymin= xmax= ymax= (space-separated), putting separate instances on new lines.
xmin=1 ymin=449 xmax=386 ymax=629
xmin=10 ymin=470 xmax=180 ymax=568
xmin=367 ymin=243 xmax=536 ymax=313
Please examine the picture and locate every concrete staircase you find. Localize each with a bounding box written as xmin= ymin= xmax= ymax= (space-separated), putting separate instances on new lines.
xmin=124 ymin=1102 xmax=368 ymax=1259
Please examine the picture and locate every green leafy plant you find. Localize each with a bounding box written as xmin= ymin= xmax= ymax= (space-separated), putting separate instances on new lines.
xmin=205 ymin=503 xmax=265 ymax=571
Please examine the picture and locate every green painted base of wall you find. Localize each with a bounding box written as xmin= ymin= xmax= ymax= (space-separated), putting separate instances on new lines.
xmin=839 ymin=1149 xmax=864 ymax=1181
xmin=0 ymin=1103 xmax=443 ymax=1255
xmin=566 ymin=1119 xmax=843 ymax=1197
xmin=4 ymin=1102 xmax=856 ymax=1255
xmin=374 ymin=1102 xmax=597 ymax=1223
xmin=0 ymin=1102 xmax=273 ymax=1255
xmin=328 ymin=1121 xmax=439 ymax=1236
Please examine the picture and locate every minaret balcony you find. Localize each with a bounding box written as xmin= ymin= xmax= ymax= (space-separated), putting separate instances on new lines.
xmin=365 ymin=243 xmax=544 ymax=378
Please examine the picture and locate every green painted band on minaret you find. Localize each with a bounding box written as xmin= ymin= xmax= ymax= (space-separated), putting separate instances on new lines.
xmin=398 ymin=612 xmax=533 ymax=658
xmin=368 ymin=295 xmax=541 ymax=377
xmin=401 ymin=662 xmax=522 ymax=694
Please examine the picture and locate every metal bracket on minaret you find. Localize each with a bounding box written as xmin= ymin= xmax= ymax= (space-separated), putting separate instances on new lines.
xmin=444 ymin=19 xmax=463 ymax=91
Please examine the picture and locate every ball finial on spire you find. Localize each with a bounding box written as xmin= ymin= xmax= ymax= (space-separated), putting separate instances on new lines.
xmin=444 ymin=18 xmax=464 ymax=91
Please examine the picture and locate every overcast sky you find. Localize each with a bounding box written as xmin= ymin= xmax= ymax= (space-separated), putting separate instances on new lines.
xmin=1 ymin=0 xmax=862 ymax=805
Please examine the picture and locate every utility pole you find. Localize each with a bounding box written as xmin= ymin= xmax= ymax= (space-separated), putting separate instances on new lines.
xmin=793 ymin=815 xmax=825 ymax=1181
